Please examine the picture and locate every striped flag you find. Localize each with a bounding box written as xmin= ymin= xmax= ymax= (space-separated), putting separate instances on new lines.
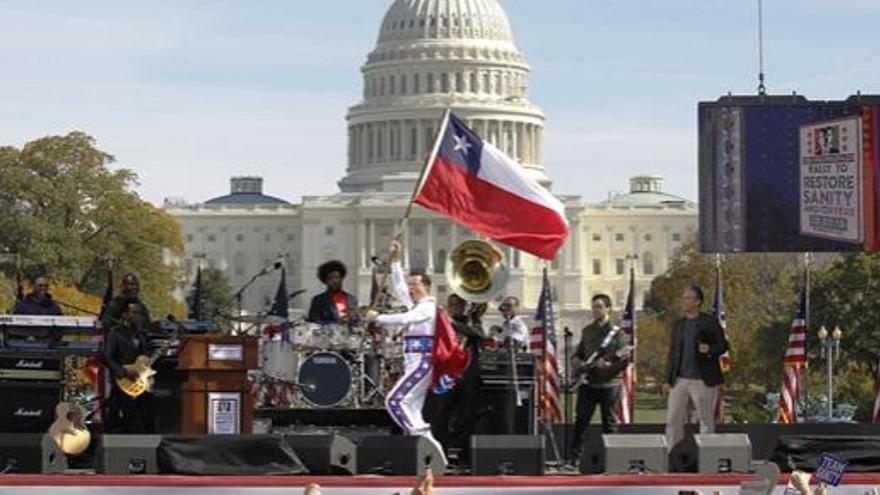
xmin=615 ymin=265 xmax=636 ymax=424
xmin=529 ymin=269 xmax=562 ymax=422
xmin=779 ymin=287 xmax=807 ymax=423
xmin=713 ymin=267 xmax=730 ymax=423
xmin=872 ymin=357 xmax=880 ymax=423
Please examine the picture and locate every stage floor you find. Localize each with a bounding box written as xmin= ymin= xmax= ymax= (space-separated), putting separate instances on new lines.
xmin=1 ymin=474 xmax=879 ymax=495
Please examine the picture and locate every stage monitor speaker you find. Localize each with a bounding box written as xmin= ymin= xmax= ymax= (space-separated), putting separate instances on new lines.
xmin=284 ymin=434 xmax=356 ymax=475
xmin=470 ymin=435 xmax=544 ymax=475
xmin=0 ymin=433 xmax=66 ymax=473
xmin=95 ymin=435 xmax=162 ymax=474
xmin=357 ymin=436 xmax=446 ymax=475
xmin=694 ymin=433 xmax=752 ymax=473
xmin=602 ymin=434 xmax=668 ymax=474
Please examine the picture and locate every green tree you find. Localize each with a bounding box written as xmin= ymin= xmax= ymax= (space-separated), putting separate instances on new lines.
xmin=809 ymin=253 xmax=880 ymax=421
xmin=642 ymin=239 xmax=803 ymax=420
xmin=0 ymin=132 xmax=184 ymax=317
xmin=185 ymin=266 xmax=234 ymax=332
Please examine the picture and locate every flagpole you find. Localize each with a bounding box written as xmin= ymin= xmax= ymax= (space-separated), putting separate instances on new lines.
xmin=802 ymin=252 xmax=811 ymax=422
xmin=403 ymin=107 xmax=452 ymax=223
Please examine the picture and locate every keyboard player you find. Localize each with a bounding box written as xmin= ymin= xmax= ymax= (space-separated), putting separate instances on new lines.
xmin=101 ymin=273 xmax=151 ymax=331
xmin=13 ymin=277 xmax=62 ymax=316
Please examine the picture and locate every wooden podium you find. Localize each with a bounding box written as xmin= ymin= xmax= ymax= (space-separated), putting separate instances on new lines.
xmin=177 ymin=335 xmax=258 ymax=434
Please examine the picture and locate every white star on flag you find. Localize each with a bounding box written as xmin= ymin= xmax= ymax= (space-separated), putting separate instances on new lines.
xmin=452 ymin=134 xmax=472 ymax=154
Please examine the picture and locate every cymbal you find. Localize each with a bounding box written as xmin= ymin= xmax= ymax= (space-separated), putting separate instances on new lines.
xmin=229 ymin=314 xmax=270 ymax=324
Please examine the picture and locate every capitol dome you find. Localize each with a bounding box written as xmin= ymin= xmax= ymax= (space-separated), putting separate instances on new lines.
xmin=377 ymin=0 xmax=515 ymax=45
xmin=339 ymin=0 xmax=549 ymax=193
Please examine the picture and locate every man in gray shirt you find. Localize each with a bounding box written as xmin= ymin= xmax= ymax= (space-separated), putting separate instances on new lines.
xmin=663 ymin=285 xmax=729 ymax=451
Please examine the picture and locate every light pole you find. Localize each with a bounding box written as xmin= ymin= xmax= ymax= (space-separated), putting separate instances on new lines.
xmin=817 ymin=325 xmax=843 ymax=420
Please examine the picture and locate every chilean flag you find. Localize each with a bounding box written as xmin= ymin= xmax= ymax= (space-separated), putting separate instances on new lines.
xmin=414 ymin=112 xmax=569 ymax=260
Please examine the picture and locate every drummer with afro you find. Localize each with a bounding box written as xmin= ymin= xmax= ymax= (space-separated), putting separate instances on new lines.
xmin=308 ymin=260 xmax=359 ymax=325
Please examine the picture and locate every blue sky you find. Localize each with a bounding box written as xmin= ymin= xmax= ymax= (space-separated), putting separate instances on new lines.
xmin=2 ymin=0 xmax=878 ymax=206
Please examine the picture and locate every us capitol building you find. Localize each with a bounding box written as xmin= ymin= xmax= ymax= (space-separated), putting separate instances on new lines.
xmin=165 ymin=0 xmax=697 ymax=329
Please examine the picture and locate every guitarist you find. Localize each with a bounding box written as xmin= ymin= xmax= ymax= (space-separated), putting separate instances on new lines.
xmin=569 ymin=294 xmax=630 ymax=463
xmin=103 ymin=298 xmax=157 ymax=434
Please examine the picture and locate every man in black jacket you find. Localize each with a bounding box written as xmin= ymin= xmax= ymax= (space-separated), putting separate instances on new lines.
xmin=13 ymin=277 xmax=63 ymax=316
xmin=103 ymin=298 xmax=157 ymax=434
xmin=663 ymin=285 xmax=729 ymax=450
xmin=308 ymin=260 xmax=359 ymax=325
xmin=100 ymin=273 xmax=151 ymax=331
xmin=424 ymin=294 xmax=485 ymax=463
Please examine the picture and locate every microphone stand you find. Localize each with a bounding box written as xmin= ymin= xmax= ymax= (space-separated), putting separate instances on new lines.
xmin=229 ymin=267 xmax=275 ymax=333
xmin=563 ymin=326 xmax=573 ymax=462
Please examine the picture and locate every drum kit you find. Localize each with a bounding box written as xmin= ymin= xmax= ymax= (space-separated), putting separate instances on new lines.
xmin=252 ymin=320 xmax=403 ymax=409
xmin=247 ymin=237 xmax=512 ymax=411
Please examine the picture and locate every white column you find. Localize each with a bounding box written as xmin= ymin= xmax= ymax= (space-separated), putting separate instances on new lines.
xmin=451 ymin=222 xmax=459 ymax=247
xmin=416 ymin=120 xmax=425 ymax=159
xmin=537 ymin=126 xmax=543 ymax=164
xmin=426 ymin=221 xmax=435 ymax=273
xmin=368 ymin=219 xmax=375 ymax=262
xmin=357 ymin=220 xmax=366 ymax=269
xmin=403 ymin=222 xmax=410 ymax=268
xmin=513 ymin=122 xmax=520 ymax=162
xmin=386 ymin=122 xmax=393 ymax=162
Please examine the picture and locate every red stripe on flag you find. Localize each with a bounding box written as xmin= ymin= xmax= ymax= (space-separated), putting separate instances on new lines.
xmin=415 ymin=156 xmax=569 ymax=260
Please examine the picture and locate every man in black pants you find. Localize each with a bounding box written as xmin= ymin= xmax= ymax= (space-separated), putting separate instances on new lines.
xmin=103 ymin=298 xmax=157 ymax=434
xmin=569 ymin=293 xmax=630 ymax=463
xmin=424 ymin=294 xmax=485 ymax=463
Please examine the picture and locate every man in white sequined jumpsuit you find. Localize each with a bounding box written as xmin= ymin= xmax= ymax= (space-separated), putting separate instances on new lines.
xmin=366 ymin=240 xmax=445 ymax=461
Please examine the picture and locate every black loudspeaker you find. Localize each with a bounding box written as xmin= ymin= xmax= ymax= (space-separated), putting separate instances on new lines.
xmin=601 ymin=434 xmax=668 ymax=474
xmin=0 ymin=434 xmax=66 ymax=473
xmin=96 ymin=435 xmax=162 ymax=474
xmin=284 ymin=434 xmax=357 ymax=475
xmin=477 ymin=382 xmax=535 ymax=435
xmin=0 ymin=381 xmax=61 ymax=433
xmin=694 ymin=433 xmax=751 ymax=473
xmin=471 ymin=435 xmax=544 ymax=475
xmin=357 ymin=436 xmax=446 ymax=475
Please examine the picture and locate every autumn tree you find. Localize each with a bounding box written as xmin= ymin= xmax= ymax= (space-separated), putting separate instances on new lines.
xmin=0 ymin=132 xmax=184 ymax=317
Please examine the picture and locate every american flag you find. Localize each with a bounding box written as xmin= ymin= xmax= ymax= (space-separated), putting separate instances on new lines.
xmin=873 ymin=356 xmax=880 ymax=424
xmin=713 ymin=265 xmax=730 ymax=423
xmin=778 ymin=287 xmax=807 ymax=423
xmin=529 ymin=268 xmax=562 ymax=423
xmin=615 ymin=265 xmax=636 ymax=424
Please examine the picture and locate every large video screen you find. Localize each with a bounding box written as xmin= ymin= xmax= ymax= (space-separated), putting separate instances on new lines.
xmin=698 ymin=95 xmax=880 ymax=253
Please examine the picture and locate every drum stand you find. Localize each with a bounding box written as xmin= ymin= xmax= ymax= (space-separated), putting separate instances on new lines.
xmin=354 ymin=352 xmax=386 ymax=407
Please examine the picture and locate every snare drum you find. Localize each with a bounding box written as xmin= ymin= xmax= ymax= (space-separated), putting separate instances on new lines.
xmin=297 ymin=351 xmax=353 ymax=407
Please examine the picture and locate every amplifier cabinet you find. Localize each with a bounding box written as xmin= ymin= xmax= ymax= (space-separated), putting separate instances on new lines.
xmin=0 ymin=381 xmax=61 ymax=433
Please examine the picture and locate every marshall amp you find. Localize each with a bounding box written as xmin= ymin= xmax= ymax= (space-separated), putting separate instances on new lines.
xmin=0 ymin=381 xmax=60 ymax=432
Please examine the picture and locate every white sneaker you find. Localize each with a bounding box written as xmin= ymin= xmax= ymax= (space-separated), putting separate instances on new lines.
xmin=421 ymin=431 xmax=448 ymax=469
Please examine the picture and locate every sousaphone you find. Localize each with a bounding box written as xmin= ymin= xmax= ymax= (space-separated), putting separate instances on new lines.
xmin=445 ymin=240 xmax=510 ymax=303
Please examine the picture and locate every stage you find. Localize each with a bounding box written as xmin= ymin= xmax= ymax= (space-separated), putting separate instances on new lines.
xmin=1 ymin=473 xmax=880 ymax=494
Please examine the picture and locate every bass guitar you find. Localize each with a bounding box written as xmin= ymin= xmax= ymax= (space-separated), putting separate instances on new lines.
xmin=115 ymin=315 xmax=183 ymax=398
xmin=571 ymin=345 xmax=633 ymax=387
xmin=47 ymin=402 xmax=91 ymax=456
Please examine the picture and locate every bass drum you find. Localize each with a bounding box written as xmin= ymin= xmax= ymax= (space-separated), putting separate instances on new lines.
xmin=297 ymin=351 xmax=352 ymax=407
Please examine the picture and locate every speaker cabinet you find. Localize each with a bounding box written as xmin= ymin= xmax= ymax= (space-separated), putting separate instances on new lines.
xmin=96 ymin=435 xmax=162 ymax=474
xmin=0 ymin=381 xmax=60 ymax=433
xmin=284 ymin=434 xmax=356 ymax=475
xmin=0 ymin=433 xmax=66 ymax=473
xmin=471 ymin=435 xmax=544 ymax=475
xmin=694 ymin=433 xmax=751 ymax=473
xmin=357 ymin=436 xmax=446 ymax=475
xmin=601 ymin=434 xmax=668 ymax=474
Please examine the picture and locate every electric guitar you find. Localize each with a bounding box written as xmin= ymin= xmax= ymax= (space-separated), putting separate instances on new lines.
xmin=571 ymin=345 xmax=633 ymax=387
xmin=47 ymin=402 xmax=91 ymax=455
xmin=115 ymin=317 xmax=183 ymax=398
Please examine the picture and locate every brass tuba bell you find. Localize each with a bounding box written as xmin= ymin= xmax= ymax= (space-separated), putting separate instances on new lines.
xmin=445 ymin=239 xmax=510 ymax=303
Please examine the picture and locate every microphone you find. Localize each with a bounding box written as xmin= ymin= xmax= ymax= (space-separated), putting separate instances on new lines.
xmin=257 ymin=262 xmax=284 ymax=277
xmin=370 ymin=256 xmax=387 ymax=268
xmin=288 ymin=289 xmax=307 ymax=300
